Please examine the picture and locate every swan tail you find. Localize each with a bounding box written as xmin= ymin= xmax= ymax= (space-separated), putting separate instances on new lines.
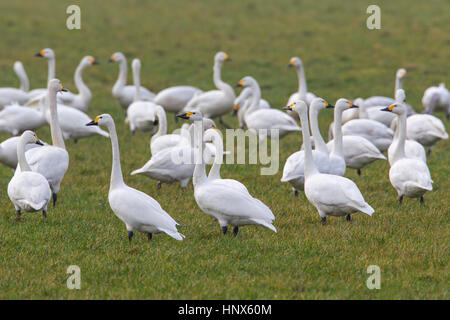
xmin=160 ymin=228 xmax=185 ymax=241
xmin=29 ymin=200 xmax=48 ymax=211
xmin=250 ymin=219 xmax=277 ymax=232
xmin=130 ymin=168 xmax=145 ymax=175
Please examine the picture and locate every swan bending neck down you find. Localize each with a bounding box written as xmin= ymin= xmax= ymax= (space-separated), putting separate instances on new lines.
xmin=381 ymin=103 xmax=433 ymax=204
xmin=86 ymin=114 xmax=184 ymax=242
xmin=176 ymin=111 xmax=276 ymax=236
xmin=284 ymin=101 xmax=374 ymax=225
xmin=8 ymin=131 xmax=51 ymax=218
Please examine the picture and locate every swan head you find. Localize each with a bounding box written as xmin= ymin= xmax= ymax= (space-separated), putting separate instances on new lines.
xmin=283 ymin=100 xmax=308 ymax=114
xmin=236 ymin=76 xmax=256 ymax=88
xmin=309 ymin=97 xmax=335 ymax=112
xmin=395 ymin=89 xmax=406 ymax=102
xmin=396 ymin=68 xmax=407 ymax=79
xmin=48 ymin=79 xmax=67 ymax=93
xmin=335 ymin=98 xmax=358 ymax=112
xmin=131 ymin=58 xmax=141 ymax=70
xmin=202 ymin=118 xmax=217 ymax=130
xmin=21 ymin=130 xmax=44 ymax=146
xmin=108 ymin=52 xmax=126 ymax=63
xmin=86 ymin=114 xmax=114 ymax=127
xmin=35 ymin=48 xmax=54 ymax=59
xmin=82 ymin=56 xmax=99 ymax=67
xmin=288 ymin=57 xmax=302 ymax=68
xmin=215 ymin=52 xmax=231 ymax=64
xmin=381 ymin=102 xmax=406 ymax=115
xmin=176 ymin=111 xmax=204 ymax=122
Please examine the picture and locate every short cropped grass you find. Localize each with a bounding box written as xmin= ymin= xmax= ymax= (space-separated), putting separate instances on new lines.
xmin=0 ymin=0 xmax=448 ymax=299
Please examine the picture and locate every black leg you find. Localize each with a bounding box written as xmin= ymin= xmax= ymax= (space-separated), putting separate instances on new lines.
xmin=427 ymin=148 xmax=432 ymax=156
xmin=294 ymin=190 xmax=299 ymax=197
xmin=233 ymin=226 xmax=239 ymax=237
xmin=52 ymin=193 xmax=57 ymax=207
xmin=399 ymin=195 xmax=403 ymax=205
xmin=346 ymin=214 xmax=351 ymax=221
xmin=128 ymin=231 xmax=133 ymax=242
xmin=16 ymin=210 xmax=21 ymax=218
xmin=74 ymin=139 xmax=78 ymax=144
xmin=321 ymin=217 xmax=326 ymax=226
xmin=147 ymin=233 xmax=152 ymax=241
xmin=42 ymin=210 xmax=47 ymax=218
xmin=157 ymin=181 xmax=162 ymax=189
xmin=420 ymin=196 xmax=424 ymax=204
xmin=357 ymin=169 xmax=361 ymax=176
xmin=221 ymin=226 xmax=227 ymax=235
xmin=131 ymin=130 xmax=135 ymax=136
xmin=219 ymin=116 xmax=231 ymax=129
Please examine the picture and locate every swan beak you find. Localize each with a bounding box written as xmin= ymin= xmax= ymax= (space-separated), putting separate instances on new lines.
xmin=91 ymin=58 xmax=99 ymax=65
xmin=287 ymin=61 xmax=295 ymax=67
xmin=224 ymin=54 xmax=231 ymax=62
xmin=35 ymin=51 xmax=44 ymax=57
xmin=326 ymin=104 xmax=335 ymax=109
xmin=381 ymin=105 xmax=395 ymax=112
xmin=36 ymin=140 xmax=44 ymax=146
xmin=176 ymin=112 xmax=193 ymax=120
xmin=108 ymin=56 xmax=115 ymax=63
xmin=86 ymin=118 xmax=99 ymax=126
xmin=283 ymin=106 xmax=292 ymax=110
xmin=232 ymin=105 xmax=239 ymax=116
xmin=236 ymin=80 xmax=243 ymax=87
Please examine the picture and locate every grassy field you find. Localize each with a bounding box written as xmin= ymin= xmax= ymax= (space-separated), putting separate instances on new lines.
xmin=0 ymin=0 xmax=448 ymax=299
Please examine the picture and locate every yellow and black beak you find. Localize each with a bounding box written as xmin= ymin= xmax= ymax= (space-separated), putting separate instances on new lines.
xmin=176 ymin=112 xmax=193 ymax=120
xmin=346 ymin=101 xmax=357 ymax=108
xmin=86 ymin=117 xmax=100 ymax=126
xmin=236 ymin=80 xmax=244 ymax=88
xmin=287 ymin=61 xmax=295 ymax=67
xmin=108 ymin=56 xmax=115 ymax=63
xmin=35 ymin=50 xmax=45 ymax=57
xmin=35 ymin=135 xmax=44 ymax=146
xmin=61 ymin=84 xmax=68 ymax=92
xmin=224 ymin=54 xmax=231 ymax=62
xmin=381 ymin=104 xmax=395 ymax=112
xmin=90 ymin=57 xmax=99 ymax=65
xmin=283 ymin=103 xmax=294 ymax=111
xmin=232 ymin=105 xmax=239 ymax=116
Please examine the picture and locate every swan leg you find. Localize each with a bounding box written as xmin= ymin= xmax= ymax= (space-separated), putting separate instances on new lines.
xmin=427 ymin=147 xmax=432 ymax=156
xmin=147 ymin=233 xmax=152 ymax=241
xmin=42 ymin=210 xmax=47 ymax=218
xmin=420 ymin=196 xmax=424 ymax=204
xmin=15 ymin=209 xmax=22 ymax=220
xmin=294 ymin=189 xmax=299 ymax=197
xmin=218 ymin=116 xmax=231 ymax=129
xmin=398 ymin=195 xmax=403 ymax=205
xmin=321 ymin=217 xmax=326 ymax=226
xmin=73 ymin=138 xmax=78 ymax=144
xmin=221 ymin=226 xmax=228 ymax=235
xmin=157 ymin=181 xmax=162 ymax=189
xmin=52 ymin=193 xmax=57 ymax=207
xmin=128 ymin=231 xmax=133 ymax=242
xmin=357 ymin=169 xmax=361 ymax=176
xmin=346 ymin=214 xmax=351 ymax=221
xmin=233 ymin=226 xmax=239 ymax=237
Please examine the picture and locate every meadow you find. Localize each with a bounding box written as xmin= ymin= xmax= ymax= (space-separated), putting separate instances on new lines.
xmin=0 ymin=0 xmax=448 ymax=299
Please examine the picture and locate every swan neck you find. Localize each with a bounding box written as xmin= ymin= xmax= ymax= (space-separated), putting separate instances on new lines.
xmin=395 ymin=76 xmax=402 ymax=93
xmin=133 ymin=64 xmax=141 ymax=102
xmin=152 ymin=107 xmax=167 ymax=142
xmin=17 ymin=138 xmax=31 ymax=172
xmin=107 ymin=121 xmax=125 ymax=189
xmin=74 ymin=63 xmax=91 ymax=103
xmin=297 ymin=65 xmax=307 ymax=97
xmin=298 ymin=108 xmax=318 ymax=177
xmin=332 ymin=107 xmax=344 ymax=158
xmin=48 ymin=89 xmax=66 ymax=149
xmin=208 ymin=131 xmax=223 ymax=179
xmin=47 ymin=58 xmax=55 ymax=85
xmin=113 ymin=60 xmax=127 ymax=94
xmin=392 ymin=112 xmax=407 ymax=164
xmin=309 ymin=107 xmax=328 ymax=154
xmin=213 ymin=62 xmax=234 ymax=98
xmin=193 ymin=120 xmax=207 ymax=186
xmin=15 ymin=63 xmax=29 ymax=92
xmin=246 ymin=83 xmax=261 ymax=115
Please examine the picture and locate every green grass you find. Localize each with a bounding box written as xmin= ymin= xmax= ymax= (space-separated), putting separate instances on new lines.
xmin=0 ymin=0 xmax=448 ymax=299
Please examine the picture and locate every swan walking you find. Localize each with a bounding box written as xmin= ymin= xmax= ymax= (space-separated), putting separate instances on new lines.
xmin=285 ymin=101 xmax=374 ymax=225
xmin=16 ymin=79 xmax=69 ymax=207
xmin=177 ymin=111 xmax=276 ymax=236
xmin=86 ymin=114 xmax=184 ymax=242
xmin=109 ymin=52 xmax=155 ymax=110
xmin=8 ymin=131 xmax=51 ymax=219
xmin=183 ymin=52 xmax=235 ymax=127
xmin=286 ymin=57 xmax=316 ymax=119
xmin=381 ymin=103 xmax=433 ymax=204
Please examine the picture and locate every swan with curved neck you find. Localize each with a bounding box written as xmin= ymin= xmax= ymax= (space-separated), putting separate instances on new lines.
xmin=381 ymin=103 xmax=433 ymax=204
xmin=86 ymin=114 xmax=184 ymax=242
xmin=284 ymin=101 xmax=374 ymax=225
xmin=16 ymin=79 xmax=69 ymax=207
xmin=8 ymin=131 xmax=51 ymax=219
xmin=176 ymin=110 xmax=276 ymax=236
xmin=286 ymin=57 xmax=316 ymax=119
xmin=14 ymin=61 xmax=29 ymax=92
xmin=0 ymin=62 xmax=30 ymax=108
xmin=237 ymin=76 xmax=300 ymax=141
xmin=183 ymin=52 xmax=235 ymax=125
xmin=233 ymin=85 xmax=270 ymax=128
xmin=25 ymin=48 xmax=56 ymax=100
xmin=109 ymin=52 xmax=155 ymax=110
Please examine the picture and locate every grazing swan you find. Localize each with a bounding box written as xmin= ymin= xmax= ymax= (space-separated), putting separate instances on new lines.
xmin=233 ymin=86 xmax=270 ymax=129
xmin=0 ymin=136 xmax=42 ymax=169
xmin=8 ymin=131 xmax=51 ymax=219
xmin=55 ymin=56 xmax=99 ymax=111
xmin=281 ymin=98 xmax=333 ymax=195
xmin=285 ymin=101 xmax=374 ymax=225
xmin=177 ymin=111 xmax=276 ymax=236
xmin=14 ymin=61 xmax=30 ymax=92
xmin=0 ymin=103 xmax=47 ymax=135
xmin=109 ymin=52 xmax=155 ymax=110
xmin=86 ymin=114 xmax=184 ymax=242
xmin=341 ymin=100 xmax=394 ymax=152
xmin=422 ymin=83 xmax=450 ymax=118
xmin=286 ymin=57 xmax=316 ymax=119
xmin=27 ymin=48 xmax=56 ymax=100
xmin=183 ymin=52 xmax=235 ymax=126
xmin=16 ymin=79 xmax=69 ymax=207
xmin=237 ymin=76 xmax=300 ymax=141
xmin=154 ymin=86 xmax=203 ymax=115
xmin=126 ymin=59 xmax=158 ymax=134
xmin=381 ymin=103 xmax=433 ymax=204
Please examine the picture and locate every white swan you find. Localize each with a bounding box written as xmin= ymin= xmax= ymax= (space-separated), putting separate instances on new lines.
xmin=0 ymin=103 xmax=47 ymax=135
xmin=8 ymin=131 xmax=51 ymax=218
xmin=27 ymin=48 xmax=56 ymax=100
xmin=281 ymin=98 xmax=332 ymax=194
xmin=183 ymin=52 xmax=235 ymax=126
xmin=154 ymin=86 xmax=203 ymax=114
xmin=177 ymin=111 xmax=276 ymax=235
xmin=126 ymin=59 xmax=158 ymax=134
xmin=0 ymin=62 xmax=30 ymax=108
xmin=285 ymin=101 xmax=374 ymax=225
xmin=381 ymin=103 xmax=433 ymax=204
xmin=109 ymin=52 xmax=155 ymax=110
xmin=16 ymin=79 xmax=69 ymax=207
xmin=86 ymin=114 xmax=184 ymax=242
xmin=237 ymin=76 xmax=300 ymax=141
xmin=364 ymin=68 xmax=407 ymax=107
xmin=54 ymin=56 xmax=99 ymax=111
xmin=14 ymin=61 xmax=29 ymax=92
xmin=0 ymin=135 xmax=42 ymax=169
xmin=286 ymin=57 xmax=316 ymax=119
xmin=233 ymin=86 xmax=270 ymax=129
xmin=422 ymin=83 xmax=450 ymax=118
